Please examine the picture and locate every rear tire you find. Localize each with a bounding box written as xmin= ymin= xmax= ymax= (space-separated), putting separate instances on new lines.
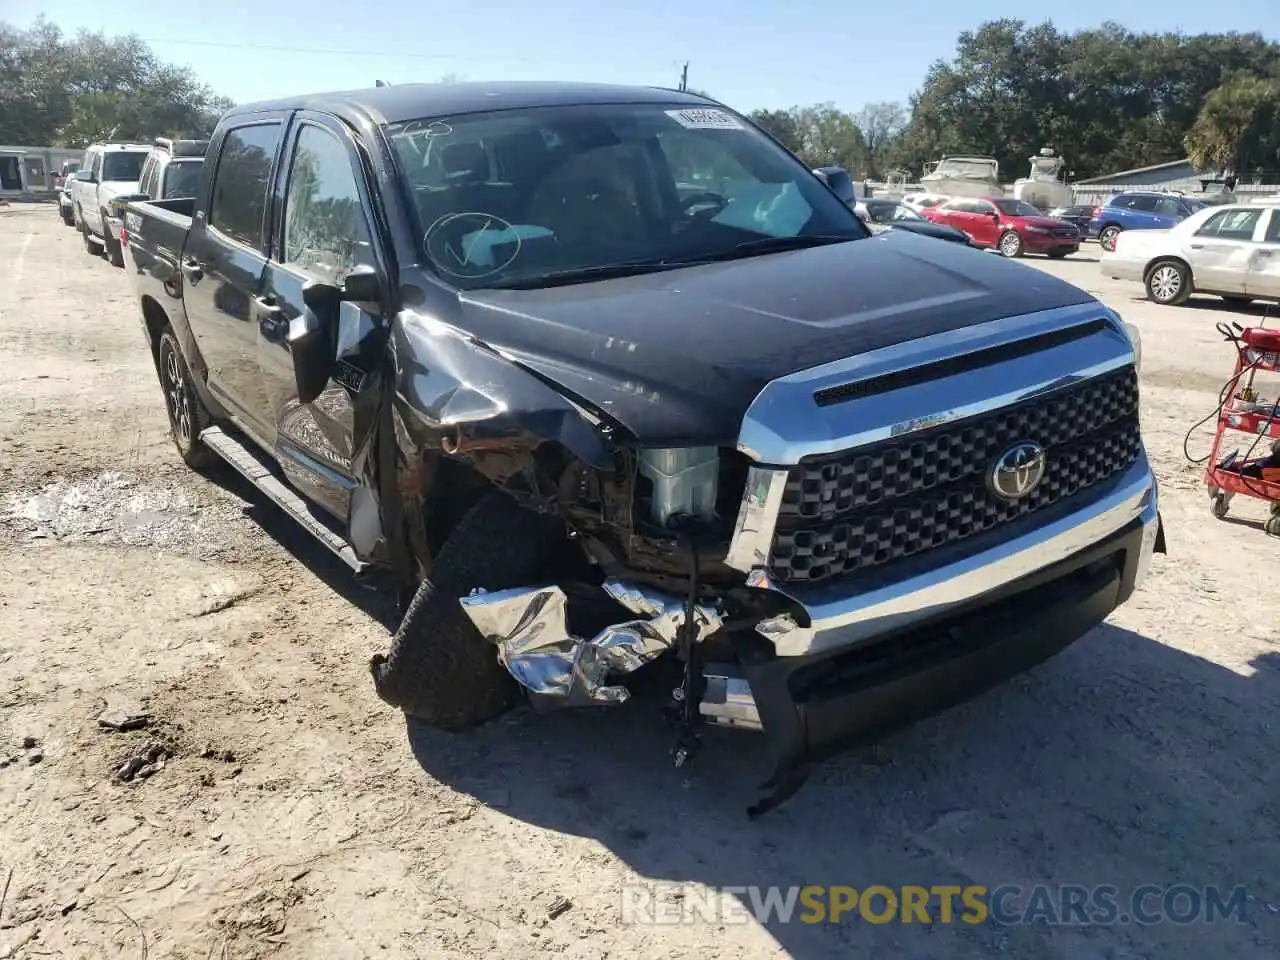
xmin=60 ymin=205 xmax=75 ymax=227
xmin=370 ymin=490 xmax=563 ymax=729
xmin=1098 ymin=225 xmax=1121 ymax=252
xmin=157 ymin=329 xmax=215 ymax=469
xmin=1145 ymin=259 xmax=1191 ymax=306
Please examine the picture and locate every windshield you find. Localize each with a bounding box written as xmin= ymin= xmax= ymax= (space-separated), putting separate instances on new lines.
xmin=994 ymin=199 xmax=1044 ymax=217
xmin=102 ymin=151 xmax=146 ymax=182
xmin=865 ymin=201 xmax=924 ymax=223
xmin=385 ymin=102 xmax=867 ymax=289
xmin=163 ymin=159 xmax=203 ymax=199
xmin=931 ymin=158 xmax=998 ymax=181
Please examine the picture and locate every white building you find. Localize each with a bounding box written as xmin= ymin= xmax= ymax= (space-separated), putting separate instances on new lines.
xmin=0 ymin=144 xmax=85 ymax=198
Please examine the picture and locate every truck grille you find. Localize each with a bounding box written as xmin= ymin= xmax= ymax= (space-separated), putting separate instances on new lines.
xmin=768 ymin=366 xmax=1140 ymax=584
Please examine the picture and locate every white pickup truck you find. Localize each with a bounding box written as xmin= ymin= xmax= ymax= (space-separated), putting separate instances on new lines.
xmin=69 ymin=142 xmax=150 ymax=267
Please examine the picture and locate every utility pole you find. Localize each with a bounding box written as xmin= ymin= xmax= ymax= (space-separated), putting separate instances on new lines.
xmin=679 ymin=62 xmax=688 ymax=92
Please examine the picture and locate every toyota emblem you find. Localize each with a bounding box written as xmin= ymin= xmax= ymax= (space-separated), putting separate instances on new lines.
xmin=988 ymin=441 xmax=1047 ymax=501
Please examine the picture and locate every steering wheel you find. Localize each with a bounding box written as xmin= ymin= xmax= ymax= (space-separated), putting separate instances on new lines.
xmin=680 ymin=191 xmax=729 ymax=218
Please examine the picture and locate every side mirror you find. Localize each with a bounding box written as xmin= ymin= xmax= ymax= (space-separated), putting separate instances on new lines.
xmin=301 ymin=264 xmax=381 ymax=310
xmin=73 ymin=170 xmax=96 ymax=183
xmin=990 ymin=212 xmax=1000 ymax=221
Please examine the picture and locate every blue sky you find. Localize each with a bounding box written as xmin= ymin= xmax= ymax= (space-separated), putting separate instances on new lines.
xmin=17 ymin=0 xmax=1280 ymax=114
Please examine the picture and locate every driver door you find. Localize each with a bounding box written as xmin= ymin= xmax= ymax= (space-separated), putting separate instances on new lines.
xmin=257 ymin=113 xmax=389 ymax=522
xmin=966 ymin=200 xmax=1001 ymax=246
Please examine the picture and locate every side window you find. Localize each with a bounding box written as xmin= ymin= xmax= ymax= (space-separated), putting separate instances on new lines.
xmin=1196 ymin=209 xmax=1261 ymax=241
xmin=973 ymin=201 xmax=997 ymax=216
xmin=1154 ymin=197 xmax=1183 ymax=217
xmin=1129 ymin=196 xmax=1158 ymax=212
xmin=1266 ymin=210 xmax=1280 ymax=244
xmin=88 ymin=151 xmax=102 ymax=179
xmin=281 ymin=125 xmax=374 ymax=284
xmin=208 ymin=122 xmax=282 ymax=249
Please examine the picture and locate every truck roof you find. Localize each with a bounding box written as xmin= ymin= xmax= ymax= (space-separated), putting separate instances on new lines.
xmin=223 ymin=81 xmax=716 ymax=126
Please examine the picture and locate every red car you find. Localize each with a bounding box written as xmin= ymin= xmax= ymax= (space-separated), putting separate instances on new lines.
xmin=923 ymin=197 xmax=1080 ymax=259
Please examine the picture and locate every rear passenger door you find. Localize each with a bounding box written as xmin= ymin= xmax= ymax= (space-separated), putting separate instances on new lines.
xmin=183 ymin=114 xmax=289 ymax=442
xmin=258 ymin=114 xmax=387 ymax=521
xmin=1245 ymin=208 xmax=1280 ymax=299
xmin=1184 ymin=207 xmax=1261 ymax=293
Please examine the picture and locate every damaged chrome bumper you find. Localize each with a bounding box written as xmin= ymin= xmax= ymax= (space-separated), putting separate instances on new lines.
xmin=460 ymin=579 xmax=730 ymax=708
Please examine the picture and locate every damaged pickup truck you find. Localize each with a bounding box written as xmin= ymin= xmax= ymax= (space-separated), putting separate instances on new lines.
xmin=122 ymin=81 xmax=1164 ymax=814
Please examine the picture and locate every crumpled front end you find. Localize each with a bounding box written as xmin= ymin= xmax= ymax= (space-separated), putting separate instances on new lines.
xmin=453 ymin=303 xmax=1164 ymax=815
xmin=460 ymin=579 xmax=723 ymax=707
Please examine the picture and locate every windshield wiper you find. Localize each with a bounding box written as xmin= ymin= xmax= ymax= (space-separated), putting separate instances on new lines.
xmin=482 ymin=261 xmax=683 ymax=290
xmin=665 ymin=233 xmax=862 ymax=265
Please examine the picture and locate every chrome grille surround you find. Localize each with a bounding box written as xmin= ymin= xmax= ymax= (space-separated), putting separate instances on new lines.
xmin=725 ymin=302 xmax=1157 ymax=657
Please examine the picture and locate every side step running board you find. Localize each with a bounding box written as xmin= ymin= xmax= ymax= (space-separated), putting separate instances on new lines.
xmin=200 ymin=426 xmax=367 ymax=573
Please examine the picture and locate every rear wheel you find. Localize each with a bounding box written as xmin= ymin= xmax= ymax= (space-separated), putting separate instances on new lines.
xmin=370 ymin=490 xmax=563 ymax=729
xmin=1145 ymin=260 xmax=1191 ymax=306
xmin=157 ymin=329 xmax=215 ymax=469
xmin=60 ymin=204 xmax=75 ymax=227
xmin=998 ymin=231 xmax=1023 ymax=258
xmin=1098 ymin=225 xmax=1121 ymax=252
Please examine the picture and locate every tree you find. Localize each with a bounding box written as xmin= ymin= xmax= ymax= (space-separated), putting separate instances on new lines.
xmin=900 ymin=20 xmax=1280 ymax=180
xmin=747 ymin=109 xmax=803 ymax=154
xmin=855 ymin=102 xmax=907 ymax=178
xmin=1185 ymin=74 xmax=1280 ymax=174
xmin=0 ymin=17 xmax=231 ymax=147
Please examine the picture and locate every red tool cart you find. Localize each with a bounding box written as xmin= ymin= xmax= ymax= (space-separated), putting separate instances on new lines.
xmin=1203 ymin=322 xmax=1280 ymax=534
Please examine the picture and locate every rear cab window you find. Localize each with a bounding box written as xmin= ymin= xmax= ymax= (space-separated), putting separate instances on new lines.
xmin=207 ymin=122 xmax=285 ymax=249
xmin=102 ymin=151 xmax=147 ymax=182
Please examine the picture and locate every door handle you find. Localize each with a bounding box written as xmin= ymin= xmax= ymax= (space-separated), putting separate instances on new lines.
xmin=180 ymin=258 xmax=203 ymax=282
xmin=255 ymin=297 xmax=287 ymax=342
xmin=1189 ymin=243 xmax=1204 ymax=249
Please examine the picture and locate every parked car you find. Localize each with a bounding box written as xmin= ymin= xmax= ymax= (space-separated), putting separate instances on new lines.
xmin=69 ymin=142 xmax=150 ymax=267
xmin=105 ymin=139 xmax=209 ymax=267
xmin=54 ymin=160 xmax=80 ymax=224
xmin=1047 ymin=204 xmax=1096 ymax=234
xmin=1102 ymin=203 xmax=1280 ymax=306
xmin=924 ymin=197 xmax=1080 ymax=258
xmin=52 ymin=158 xmax=80 ymax=191
xmin=1086 ymin=191 xmax=1198 ymax=253
xmin=854 ymin=198 xmax=975 ymax=245
xmin=123 ymin=81 xmax=1161 ymax=814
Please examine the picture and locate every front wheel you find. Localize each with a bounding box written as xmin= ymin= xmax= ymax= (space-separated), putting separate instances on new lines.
xmin=80 ymin=216 xmax=99 ymax=255
xmin=998 ymin=231 xmax=1023 ymax=258
xmin=370 ymin=490 xmax=563 ymax=729
xmin=102 ymin=213 xmax=124 ymax=268
xmin=1145 ymin=260 xmax=1192 ymax=306
xmin=1098 ymin=225 xmax=1121 ymax=252
xmin=157 ymin=329 xmax=215 ymax=469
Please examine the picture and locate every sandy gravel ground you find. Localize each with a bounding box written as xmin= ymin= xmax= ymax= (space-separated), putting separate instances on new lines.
xmin=1 ymin=203 xmax=1278 ymax=959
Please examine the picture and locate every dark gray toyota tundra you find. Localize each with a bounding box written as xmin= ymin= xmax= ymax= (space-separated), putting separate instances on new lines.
xmin=123 ymin=82 xmax=1164 ymax=813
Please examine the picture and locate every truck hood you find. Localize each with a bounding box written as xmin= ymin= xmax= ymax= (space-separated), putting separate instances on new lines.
xmin=99 ymin=181 xmax=140 ymax=201
xmin=455 ymin=230 xmax=1097 ymax=444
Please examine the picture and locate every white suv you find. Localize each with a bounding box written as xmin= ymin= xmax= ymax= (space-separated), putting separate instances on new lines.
xmin=69 ymin=143 xmax=150 ymax=267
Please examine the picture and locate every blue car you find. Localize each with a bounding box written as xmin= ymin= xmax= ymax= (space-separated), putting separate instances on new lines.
xmin=1087 ymin=192 xmax=1200 ymax=251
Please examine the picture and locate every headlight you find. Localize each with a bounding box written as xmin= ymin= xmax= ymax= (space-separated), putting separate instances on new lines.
xmin=1123 ymin=321 xmax=1142 ymax=372
xmin=636 ymin=447 xmax=720 ymax=526
xmin=1026 ymin=225 xmax=1050 ymax=234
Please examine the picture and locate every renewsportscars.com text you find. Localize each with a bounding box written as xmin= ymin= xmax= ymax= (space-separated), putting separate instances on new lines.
xmin=619 ymin=883 xmax=1248 ymax=926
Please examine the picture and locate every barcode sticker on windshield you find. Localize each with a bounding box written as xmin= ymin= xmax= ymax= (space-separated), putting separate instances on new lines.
xmin=665 ymin=108 xmax=744 ymax=131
